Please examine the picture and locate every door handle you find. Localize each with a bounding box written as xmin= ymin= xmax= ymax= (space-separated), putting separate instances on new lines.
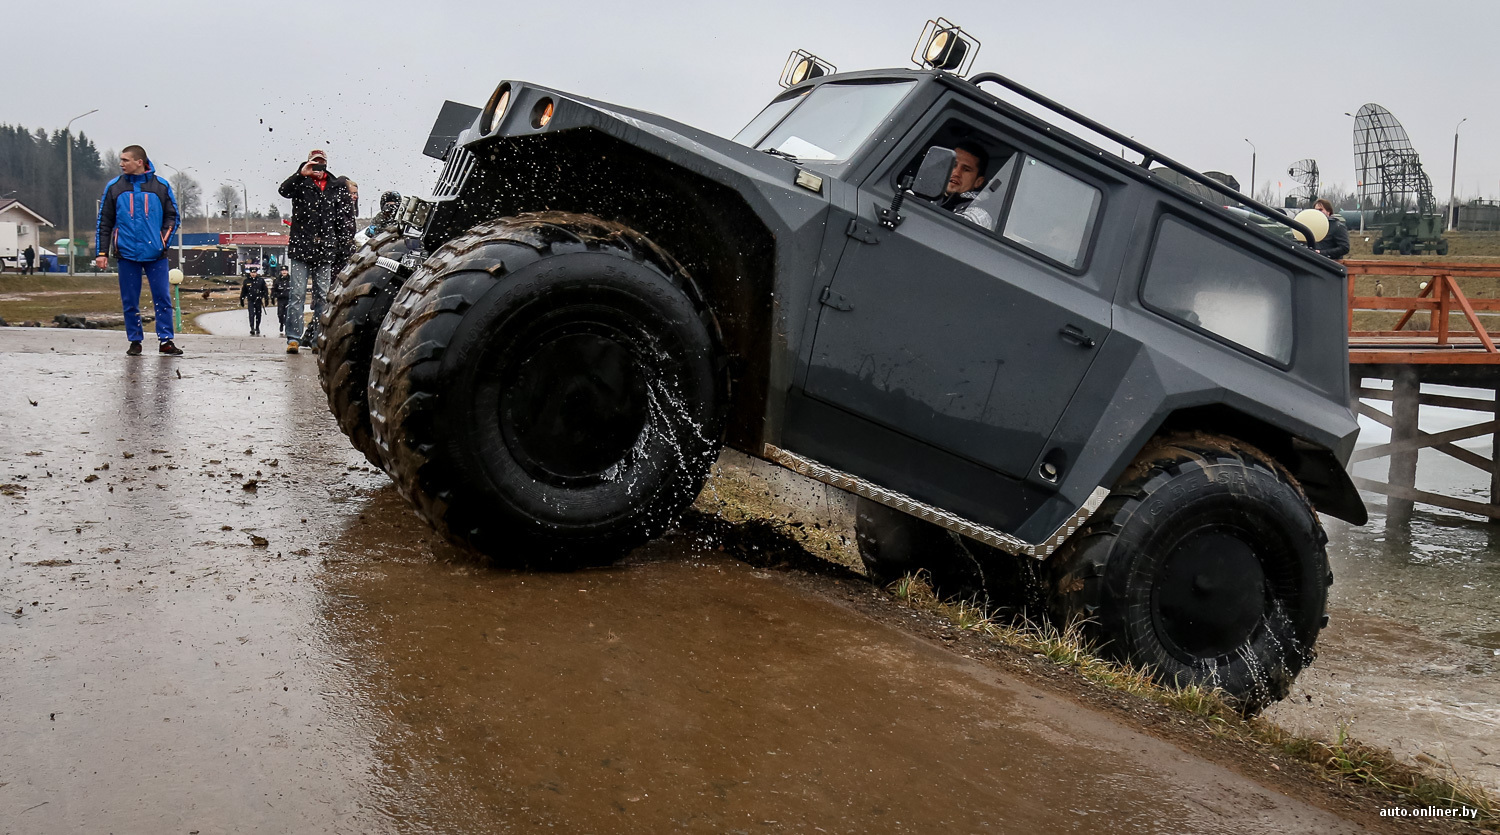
xmin=1058 ymin=325 xmax=1096 ymax=349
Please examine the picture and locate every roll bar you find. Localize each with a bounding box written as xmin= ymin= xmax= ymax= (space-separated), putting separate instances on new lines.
xmin=967 ymin=71 xmax=1317 ymax=246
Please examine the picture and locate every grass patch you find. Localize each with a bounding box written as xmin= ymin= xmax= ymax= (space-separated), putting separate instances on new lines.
xmin=1 ymin=273 xmax=248 ymax=334
xmin=887 ymin=571 xmax=1498 ymax=824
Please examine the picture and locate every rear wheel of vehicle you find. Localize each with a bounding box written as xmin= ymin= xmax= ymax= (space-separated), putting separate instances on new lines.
xmin=1047 ymin=436 xmax=1329 ymax=714
xmin=855 ymin=498 xmax=978 ymax=594
xmin=1371 ymin=240 xmax=1385 ymax=255
xmin=367 ymin=214 xmax=724 ymax=567
xmin=1399 ymin=239 xmax=1414 ymax=256
xmin=318 ymin=230 xmax=412 ymax=467
xmin=1436 ymin=240 xmax=1450 ymax=256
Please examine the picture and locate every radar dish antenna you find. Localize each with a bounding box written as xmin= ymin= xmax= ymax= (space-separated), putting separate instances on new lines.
xmin=1352 ymin=103 xmax=1436 ymax=217
xmin=1288 ymin=159 xmax=1319 ymax=207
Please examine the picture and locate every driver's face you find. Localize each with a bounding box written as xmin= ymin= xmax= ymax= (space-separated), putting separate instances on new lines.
xmin=948 ymin=149 xmax=985 ymax=195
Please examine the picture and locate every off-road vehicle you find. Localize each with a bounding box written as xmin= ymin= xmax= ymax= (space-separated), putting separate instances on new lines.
xmin=320 ymin=21 xmax=1365 ymax=711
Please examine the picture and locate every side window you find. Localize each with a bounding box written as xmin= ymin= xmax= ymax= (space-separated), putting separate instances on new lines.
xmin=890 ymin=114 xmax=1102 ymax=272
xmin=965 ymin=155 xmax=1018 ymax=232
xmin=1142 ymin=215 xmax=1294 ymax=364
xmin=1001 ymin=157 xmax=1101 ymax=270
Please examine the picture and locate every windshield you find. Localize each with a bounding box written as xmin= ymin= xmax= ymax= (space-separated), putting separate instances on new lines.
xmin=732 ymin=90 xmax=808 ymax=147
xmin=737 ymin=81 xmax=916 ymax=164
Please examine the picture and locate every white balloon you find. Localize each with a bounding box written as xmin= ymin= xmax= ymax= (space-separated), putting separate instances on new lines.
xmin=1292 ymin=209 xmax=1329 ymax=243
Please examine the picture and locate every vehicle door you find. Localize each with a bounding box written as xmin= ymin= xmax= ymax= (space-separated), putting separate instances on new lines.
xmin=796 ymin=99 xmax=1116 ymax=512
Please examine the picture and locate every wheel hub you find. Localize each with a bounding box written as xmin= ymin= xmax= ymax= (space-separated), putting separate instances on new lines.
xmin=1154 ymin=530 xmax=1267 ymax=659
xmin=500 ymin=329 xmax=648 ymax=483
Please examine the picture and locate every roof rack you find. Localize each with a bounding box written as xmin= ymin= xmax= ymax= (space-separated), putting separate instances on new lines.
xmin=966 ymin=71 xmax=1316 ymax=246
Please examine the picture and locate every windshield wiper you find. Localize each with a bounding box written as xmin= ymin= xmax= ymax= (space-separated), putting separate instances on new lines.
xmin=762 ymin=148 xmax=800 ymax=163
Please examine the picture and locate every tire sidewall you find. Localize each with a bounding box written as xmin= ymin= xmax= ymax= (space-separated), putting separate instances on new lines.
xmin=433 ymin=248 xmax=720 ymax=540
xmin=1099 ymin=453 xmax=1326 ymax=704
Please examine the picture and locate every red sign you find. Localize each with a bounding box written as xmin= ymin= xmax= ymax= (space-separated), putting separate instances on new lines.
xmin=219 ymin=232 xmax=289 ymax=246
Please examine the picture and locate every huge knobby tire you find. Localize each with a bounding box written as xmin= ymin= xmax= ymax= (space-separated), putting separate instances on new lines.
xmin=367 ymin=213 xmax=724 ymax=567
xmin=318 ymin=230 xmax=413 ymax=466
xmin=1048 ymin=436 xmax=1330 ymax=713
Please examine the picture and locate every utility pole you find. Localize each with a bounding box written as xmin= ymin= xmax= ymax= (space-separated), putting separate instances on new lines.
xmin=1243 ymin=138 xmax=1256 ymax=203
xmin=1345 ymin=112 xmax=1366 ymax=232
xmin=65 ymin=109 xmax=98 ymax=275
xmin=1449 ymin=117 xmax=1467 ymax=231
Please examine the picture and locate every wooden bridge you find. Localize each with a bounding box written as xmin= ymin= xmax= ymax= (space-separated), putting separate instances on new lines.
xmin=1345 ymin=259 xmax=1500 ymax=524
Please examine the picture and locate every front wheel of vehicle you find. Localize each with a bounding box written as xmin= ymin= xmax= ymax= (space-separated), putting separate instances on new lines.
xmin=1048 ymin=436 xmax=1330 ymax=714
xmin=318 ymin=229 xmax=413 ymax=466
xmin=367 ymin=214 xmax=724 ymax=567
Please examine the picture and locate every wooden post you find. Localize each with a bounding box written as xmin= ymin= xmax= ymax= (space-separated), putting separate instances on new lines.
xmin=1387 ymin=365 xmax=1421 ymax=527
xmin=1492 ymin=387 xmax=1500 ymax=508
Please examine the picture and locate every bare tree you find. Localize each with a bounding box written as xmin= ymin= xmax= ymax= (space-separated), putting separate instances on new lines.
xmin=169 ymin=171 xmax=202 ymax=217
xmin=216 ymin=184 xmax=240 ymax=217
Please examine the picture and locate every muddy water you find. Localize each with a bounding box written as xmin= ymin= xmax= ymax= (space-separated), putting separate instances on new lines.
xmin=0 ymin=329 xmax=1363 ymax=832
xmin=1267 ymin=382 xmax=1500 ymax=792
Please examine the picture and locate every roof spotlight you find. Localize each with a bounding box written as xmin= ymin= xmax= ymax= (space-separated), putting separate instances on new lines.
xmin=779 ymin=50 xmax=836 ymax=89
xmin=912 ymin=18 xmax=979 ymax=76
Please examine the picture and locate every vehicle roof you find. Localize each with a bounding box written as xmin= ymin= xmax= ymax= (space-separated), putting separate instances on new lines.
xmin=786 ymin=68 xmax=1339 ymax=274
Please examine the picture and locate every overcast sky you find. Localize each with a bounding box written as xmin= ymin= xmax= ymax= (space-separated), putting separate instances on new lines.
xmin=8 ymin=0 xmax=1496 ymax=216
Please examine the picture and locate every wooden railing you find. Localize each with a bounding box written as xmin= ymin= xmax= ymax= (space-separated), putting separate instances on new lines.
xmin=1346 ymin=260 xmax=1500 ymax=354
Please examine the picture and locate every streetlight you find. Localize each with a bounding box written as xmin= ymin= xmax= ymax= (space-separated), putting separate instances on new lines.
xmin=65 ymin=108 xmax=98 ymax=275
xmin=1344 ymin=112 xmax=1365 ymax=232
xmin=1449 ymin=117 xmax=1467 ymax=232
xmin=1243 ymin=138 xmax=1256 ymax=203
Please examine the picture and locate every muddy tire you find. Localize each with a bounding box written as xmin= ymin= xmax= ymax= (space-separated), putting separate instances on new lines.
xmin=855 ymin=498 xmax=974 ymax=591
xmin=367 ymin=214 xmax=724 ymax=567
xmin=1398 ymin=239 xmax=1414 ymax=256
xmin=1436 ymin=240 xmax=1450 ymax=256
xmin=318 ymin=230 xmax=413 ymax=467
xmin=1371 ymin=240 xmax=1385 ymax=255
xmin=1048 ymin=436 xmax=1330 ymax=714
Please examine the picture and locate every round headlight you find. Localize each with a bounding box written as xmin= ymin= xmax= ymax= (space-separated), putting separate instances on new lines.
xmin=485 ymin=83 xmax=512 ymax=134
xmin=925 ymin=31 xmax=951 ymax=64
xmin=532 ymin=98 xmax=554 ymax=128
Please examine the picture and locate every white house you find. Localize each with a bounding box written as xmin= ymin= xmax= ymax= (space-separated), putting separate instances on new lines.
xmin=0 ymin=198 xmax=55 ymax=263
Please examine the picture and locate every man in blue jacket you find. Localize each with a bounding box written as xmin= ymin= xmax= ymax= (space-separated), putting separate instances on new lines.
xmin=95 ymin=145 xmax=182 ymax=355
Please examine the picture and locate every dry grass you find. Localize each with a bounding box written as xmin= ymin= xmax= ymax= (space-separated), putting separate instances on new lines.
xmin=886 ymin=571 xmax=1497 ymax=823
xmin=0 ymin=274 xmax=244 ymax=334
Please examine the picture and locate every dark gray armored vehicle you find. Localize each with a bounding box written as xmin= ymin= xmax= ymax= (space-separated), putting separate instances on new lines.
xmin=320 ymin=23 xmax=1364 ymax=711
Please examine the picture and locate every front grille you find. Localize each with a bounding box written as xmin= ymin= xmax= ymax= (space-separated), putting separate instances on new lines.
xmin=433 ymin=146 xmax=475 ymax=198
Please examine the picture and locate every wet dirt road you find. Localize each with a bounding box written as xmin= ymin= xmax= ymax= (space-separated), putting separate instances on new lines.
xmin=0 ymin=329 xmax=1382 ymax=833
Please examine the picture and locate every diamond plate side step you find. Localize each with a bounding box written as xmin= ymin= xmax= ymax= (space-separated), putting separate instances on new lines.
xmin=761 ymin=444 xmax=1108 ymax=559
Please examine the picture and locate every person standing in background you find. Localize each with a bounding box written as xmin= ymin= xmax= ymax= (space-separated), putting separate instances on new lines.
xmin=272 ymin=264 xmax=291 ymax=336
xmin=277 ymin=149 xmax=354 ymax=354
xmin=239 ymin=265 xmax=269 ymax=336
xmin=95 ymin=145 xmax=183 ymax=356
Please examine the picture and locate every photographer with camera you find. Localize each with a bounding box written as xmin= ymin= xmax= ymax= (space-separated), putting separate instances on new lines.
xmin=277 ymin=149 xmax=354 ymax=354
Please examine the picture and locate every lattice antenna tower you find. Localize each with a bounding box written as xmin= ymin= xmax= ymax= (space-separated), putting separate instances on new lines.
xmin=1288 ymin=159 xmax=1319 ymax=207
xmin=1352 ymin=104 xmax=1436 ymax=216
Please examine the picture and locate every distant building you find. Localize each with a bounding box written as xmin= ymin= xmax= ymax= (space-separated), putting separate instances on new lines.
xmin=0 ymin=198 xmax=55 ymax=260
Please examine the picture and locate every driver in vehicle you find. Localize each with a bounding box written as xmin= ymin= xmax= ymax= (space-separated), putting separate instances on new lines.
xmin=936 ymin=142 xmax=992 ymax=228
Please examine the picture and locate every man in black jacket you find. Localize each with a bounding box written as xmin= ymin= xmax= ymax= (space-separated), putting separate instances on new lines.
xmin=277 ymin=149 xmax=354 ymax=354
xmin=271 ymin=265 xmax=291 ymax=335
xmin=1313 ymin=198 xmax=1350 ymax=261
xmin=239 ymin=265 xmax=269 ymax=336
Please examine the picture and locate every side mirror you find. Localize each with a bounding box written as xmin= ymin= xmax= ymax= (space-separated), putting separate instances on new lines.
xmin=913 ymin=147 xmax=955 ymax=199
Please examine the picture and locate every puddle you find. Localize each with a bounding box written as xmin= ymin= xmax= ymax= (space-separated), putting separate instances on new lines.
xmin=0 ymin=330 xmax=1368 ymax=832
